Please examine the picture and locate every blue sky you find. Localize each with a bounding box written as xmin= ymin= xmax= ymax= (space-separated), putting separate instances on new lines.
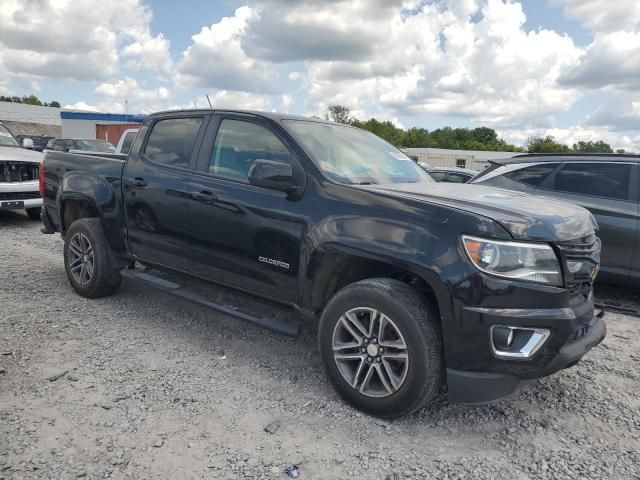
xmin=1 ymin=0 xmax=639 ymax=150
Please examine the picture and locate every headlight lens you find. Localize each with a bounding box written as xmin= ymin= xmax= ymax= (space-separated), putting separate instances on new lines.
xmin=462 ymin=235 xmax=562 ymax=286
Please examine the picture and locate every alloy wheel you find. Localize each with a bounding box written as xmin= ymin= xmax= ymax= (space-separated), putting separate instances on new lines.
xmin=67 ymin=232 xmax=95 ymax=286
xmin=332 ymin=307 xmax=409 ymax=398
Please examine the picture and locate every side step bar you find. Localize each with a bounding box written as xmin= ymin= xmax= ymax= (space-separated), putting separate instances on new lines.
xmin=121 ymin=269 xmax=299 ymax=337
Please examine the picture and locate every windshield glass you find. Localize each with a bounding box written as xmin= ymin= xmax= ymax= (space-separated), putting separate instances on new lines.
xmin=75 ymin=140 xmax=115 ymax=152
xmin=284 ymin=120 xmax=433 ymax=185
xmin=0 ymin=124 xmax=19 ymax=148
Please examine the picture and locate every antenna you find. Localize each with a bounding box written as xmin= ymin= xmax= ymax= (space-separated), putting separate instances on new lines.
xmin=206 ymin=95 xmax=213 ymax=108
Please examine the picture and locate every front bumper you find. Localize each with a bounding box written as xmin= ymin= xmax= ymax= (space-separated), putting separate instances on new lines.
xmin=0 ymin=181 xmax=41 ymax=209
xmin=446 ymin=304 xmax=606 ymax=404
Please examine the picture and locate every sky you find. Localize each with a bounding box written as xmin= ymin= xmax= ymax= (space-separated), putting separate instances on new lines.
xmin=1 ymin=0 xmax=639 ymax=151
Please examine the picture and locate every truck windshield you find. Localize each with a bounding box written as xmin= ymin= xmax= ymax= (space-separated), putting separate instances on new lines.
xmin=75 ymin=140 xmax=116 ymax=153
xmin=284 ymin=120 xmax=432 ymax=185
xmin=0 ymin=124 xmax=19 ymax=148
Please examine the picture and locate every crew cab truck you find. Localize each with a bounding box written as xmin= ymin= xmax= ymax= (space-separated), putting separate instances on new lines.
xmin=41 ymin=109 xmax=606 ymax=418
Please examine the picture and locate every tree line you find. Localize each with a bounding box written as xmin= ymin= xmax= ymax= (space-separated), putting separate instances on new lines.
xmin=324 ymin=105 xmax=626 ymax=154
xmin=0 ymin=95 xmax=61 ymax=108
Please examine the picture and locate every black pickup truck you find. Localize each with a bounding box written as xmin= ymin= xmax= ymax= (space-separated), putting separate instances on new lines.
xmin=41 ymin=109 xmax=606 ymax=418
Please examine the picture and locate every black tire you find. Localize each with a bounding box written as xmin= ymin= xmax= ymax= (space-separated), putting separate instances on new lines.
xmin=26 ymin=207 xmax=41 ymax=220
xmin=63 ymin=218 xmax=122 ymax=298
xmin=319 ymin=278 xmax=443 ymax=418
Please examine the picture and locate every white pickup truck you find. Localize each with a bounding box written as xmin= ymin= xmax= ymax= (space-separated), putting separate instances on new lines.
xmin=0 ymin=122 xmax=43 ymax=219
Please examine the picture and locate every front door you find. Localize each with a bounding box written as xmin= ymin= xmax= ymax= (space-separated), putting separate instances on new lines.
xmin=123 ymin=115 xmax=207 ymax=271
xmin=186 ymin=115 xmax=306 ymax=303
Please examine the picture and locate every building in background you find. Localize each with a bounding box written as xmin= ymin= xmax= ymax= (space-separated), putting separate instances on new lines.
xmin=0 ymin=102 xmax=144 ymax=150
xmin=401 ymin=147 xmax=519 ymax=171
xmin=60 ymin=111 xmax=144 ymax=145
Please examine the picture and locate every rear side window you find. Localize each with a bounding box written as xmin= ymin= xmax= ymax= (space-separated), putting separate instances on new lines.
xmin=144 ymin=118 xmax=203 ymax=168
xmin=505 ymin=163 xmax=559 ymax=186
xmin=554 ymin=162 xmax=631 ymax=200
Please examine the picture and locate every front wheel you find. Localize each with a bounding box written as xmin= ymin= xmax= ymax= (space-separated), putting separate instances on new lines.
xmin=319 ymin=278 xmax=443 ymax=418
xmin=63 ymin=218 xmax=122 ymax=298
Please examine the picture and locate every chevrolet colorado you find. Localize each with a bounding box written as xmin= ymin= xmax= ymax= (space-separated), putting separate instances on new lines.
xmin=0 ymin=122 xmax=43 ymax=219
xmin=40 ymin=109 xmax=606 ymax=417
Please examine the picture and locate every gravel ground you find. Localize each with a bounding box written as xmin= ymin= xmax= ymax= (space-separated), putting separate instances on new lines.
xmin=1 ymin=209 xmax=639 ymax=480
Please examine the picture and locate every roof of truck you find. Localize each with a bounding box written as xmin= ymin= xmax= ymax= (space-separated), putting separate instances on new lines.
xmin=147 ymin=108 xmax=330 ymax=124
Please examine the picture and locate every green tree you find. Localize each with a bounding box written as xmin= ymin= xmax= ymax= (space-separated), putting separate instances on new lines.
xmin=616 ymin=148 xmax=627 ymax=154
xmin=21 ymin=95 xmax=43 ymax=106
xmin=326 ymin=105 xmax=353 ymax=125
xmin=525 ymin=135 xmax=571 ymax=153
xmin=49 ymin=101 xmax=61 ymax=108
xmin=572 ymin=140 xmax=613 ymax=153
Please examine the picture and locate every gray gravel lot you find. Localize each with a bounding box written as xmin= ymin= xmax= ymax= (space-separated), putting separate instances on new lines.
xmin=1 ymin=209 xmax=639 ymax=480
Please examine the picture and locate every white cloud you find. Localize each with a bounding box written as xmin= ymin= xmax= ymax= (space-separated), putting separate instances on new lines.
xmin=122 ymin=33 xmax=173 ymax=75
xmin=560 ymin=32 xmax=640 ymax=90
xmin=300 ymin=0 xmax=582 ymax=128
xmin=0 ymin=0 xmax=171 ymax=84
xmin=288 ymin=71 xmax=302 ymax=81
xmin=552 ymin=0 xmax=640 ymax=33
xmin=63 ymin=101 xmax=100 ymax=112
xmin=207 ymin=90 xmax=273 ymax=110
xmin=176 ymin=7 xmax=279 ymax=93
xmin=93 ymin=78 xmax=173 ymax=113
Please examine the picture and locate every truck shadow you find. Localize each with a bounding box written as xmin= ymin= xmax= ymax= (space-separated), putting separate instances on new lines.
xmin=0 ymin=209 xmax=36 ymax=226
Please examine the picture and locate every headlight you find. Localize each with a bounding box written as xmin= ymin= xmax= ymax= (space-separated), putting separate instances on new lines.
xmin=461 ymin=235 xmax=562 ymax=286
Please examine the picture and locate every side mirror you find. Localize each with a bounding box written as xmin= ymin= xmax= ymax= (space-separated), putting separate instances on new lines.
xmin=22 ymin=138 xmax=34 ymax=149
xmin=248 ymin=159 xmax=298 ymax=193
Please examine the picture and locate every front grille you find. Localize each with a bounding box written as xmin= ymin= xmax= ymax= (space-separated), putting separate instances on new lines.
xmin=556 ymin=234 xmax=600 ymax=296
xmin=0 ymin=191 xmax=40 ymax=200
xmin=0 ymin=161 xmax=39 ymax=183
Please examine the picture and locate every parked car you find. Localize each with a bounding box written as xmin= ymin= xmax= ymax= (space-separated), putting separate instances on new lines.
xmin=16 ymin=135 xmax=54 ymax=152
xmin=41 ymin=110 xmax=604 ymax=418
xmin=471 ymin=153 xmax=640 ymax=287
xmin=422 ymin=166 xmax=478 ymax=183
xmin=44 ymin=138 xmax=116 ymax=154
xmin=114 ymin=128 xmax=139 ymax=155
xmin=0 ymin=122 xmax=43 ymax=219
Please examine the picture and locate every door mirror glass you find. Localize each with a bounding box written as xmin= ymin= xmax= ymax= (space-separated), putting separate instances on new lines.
xmin=248 ymin=159 xmax=296 ymax=192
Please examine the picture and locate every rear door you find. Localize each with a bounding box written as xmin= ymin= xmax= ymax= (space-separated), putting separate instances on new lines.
xmin=123 ymin=114 xmax=208 ymax=271
xmin=541 ymin=161 xmax=638 ymax=283
xmin=186 ymin=114 xmax=306 ymax=303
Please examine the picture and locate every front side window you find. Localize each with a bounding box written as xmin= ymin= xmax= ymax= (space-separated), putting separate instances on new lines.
xmin=208 ymin=119 xmax=291 ymax=181
xmin=0 ymin=124 xmax=19 ymax=147
xmin=505 ymin=163 xmax=559 ymax=186
xmin=144 ymin=117 xmax=203 ymax=168
xmin=553 ymin=162 xmax=631 ymax=200
xmin=285 ymin=120 xmax=432 ymax=185
xmin=429 ymin=171 xmax=447 ymax=181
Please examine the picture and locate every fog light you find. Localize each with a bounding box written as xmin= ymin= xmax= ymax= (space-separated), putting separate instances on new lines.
xmin=492 ymin=326 xmax=514 ymax=350
xmin=490 ymin=326 xmax=550 ymax=359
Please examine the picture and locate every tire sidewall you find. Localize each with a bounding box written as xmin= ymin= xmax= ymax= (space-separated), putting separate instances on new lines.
xmin=319 ymin=281 xmax=440 ymax=417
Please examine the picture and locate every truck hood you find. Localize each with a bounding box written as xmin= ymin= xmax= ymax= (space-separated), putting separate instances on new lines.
xmin=0 ymin=146 xmax=43 ymax=163
xmin=364 ymin=182 xmax=596 ymax=242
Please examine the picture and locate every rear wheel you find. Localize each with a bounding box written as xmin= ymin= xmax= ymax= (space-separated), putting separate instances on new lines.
xmin=26 ymin=207 xmax=41 ymax=220
xmin=64 ymin=218 xmax=122 ymax=298
xmin=319 ymin=278 xmax=443 ymax=418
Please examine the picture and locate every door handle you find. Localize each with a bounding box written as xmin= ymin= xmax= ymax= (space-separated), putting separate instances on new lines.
xmin=128 ymin=177 xmax=147 ymax=188
xmin=191 ymin=190 xmax=217 ymax=203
